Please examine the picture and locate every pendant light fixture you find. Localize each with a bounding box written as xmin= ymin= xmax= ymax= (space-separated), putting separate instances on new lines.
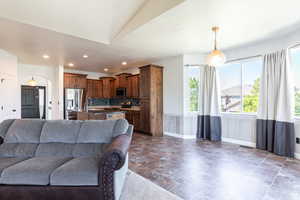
xmin=206 ymin=26 xmax=226 ymax=67
xmin=27 ymin=77 xmax=37 ymax=86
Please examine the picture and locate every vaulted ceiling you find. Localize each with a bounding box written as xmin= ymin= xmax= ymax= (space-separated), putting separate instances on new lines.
xmin=0 ymin=0 xmax=300 ymax=73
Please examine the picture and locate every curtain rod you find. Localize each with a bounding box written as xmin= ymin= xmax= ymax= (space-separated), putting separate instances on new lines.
xmin=226 ymin=55 xmax=262 ymax=63
xmin=288 ymin=43 xmax=300 ymax=49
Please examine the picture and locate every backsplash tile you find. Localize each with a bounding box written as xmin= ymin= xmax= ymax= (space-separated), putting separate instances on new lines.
xmin=88 ymin=98 xmax=140 ymax=106
xmin=88 ymin=98 xmax=110 ymax=106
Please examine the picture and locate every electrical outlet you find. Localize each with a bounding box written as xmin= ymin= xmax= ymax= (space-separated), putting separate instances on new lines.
xmin=296 ymin=138 xmax=300 ymax=144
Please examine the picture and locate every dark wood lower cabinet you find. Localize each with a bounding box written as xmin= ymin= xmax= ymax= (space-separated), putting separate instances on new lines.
xmin=139 ymin=99 xmax=151 ymax=133
xmin=125 ymin=110 xmax=140 ymax=132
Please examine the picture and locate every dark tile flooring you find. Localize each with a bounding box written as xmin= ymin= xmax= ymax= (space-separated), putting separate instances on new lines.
xmin=128 ymin=133 xmax=300 ymax=200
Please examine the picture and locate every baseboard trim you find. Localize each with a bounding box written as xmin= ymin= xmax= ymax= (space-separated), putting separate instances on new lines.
xmin=164 ymin=132 xmax=195 ymax=139
xmin=295 ymin=153 xmax=300 ymax=160
xmin=222 ymin=137 xmax=256 ymax=148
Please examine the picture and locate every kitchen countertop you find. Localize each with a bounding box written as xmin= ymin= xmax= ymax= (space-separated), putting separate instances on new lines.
xmin=88 ymin=106 xmax=141 ymax=111
xmin=86 ymin=110 xmax=125 ymax=114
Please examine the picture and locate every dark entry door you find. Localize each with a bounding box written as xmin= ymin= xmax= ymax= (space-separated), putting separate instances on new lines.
xmin=21 ymin=86 xmax=43 ymax=118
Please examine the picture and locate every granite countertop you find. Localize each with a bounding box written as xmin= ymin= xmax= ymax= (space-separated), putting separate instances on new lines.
xmin=88 ymin=106 xmax=141 ymax=112
xmin=87 ymin=110 xmax=125 ymax=114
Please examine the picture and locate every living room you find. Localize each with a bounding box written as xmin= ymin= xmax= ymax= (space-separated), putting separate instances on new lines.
xmin=0 ymin=0 xmax=300 ymax=200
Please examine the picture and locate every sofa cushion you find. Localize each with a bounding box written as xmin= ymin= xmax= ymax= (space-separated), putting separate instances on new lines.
xmin=0 ymin=157 xmax=71 ymax=185
xmin=0 ymin=143 xmax=38 ymax=157
xmin=0 ymin=119 xmax=15 ymax=138
xmin=50 ymin=157 xmax=100 ymax=186
xmin=77 ymin=119 xmax=128 ymax=143
xmin=4 ymin=120 xmax=45 ymax=143
xmin=0 ymin=157 xmax=28 ymax=174
xmin=40 ymin=120 xmax=81 ymax=143
xmin=72 ymin=143 xmax=108 ymax=157
xmin=35 ymin=143 xmax=74 ymax=157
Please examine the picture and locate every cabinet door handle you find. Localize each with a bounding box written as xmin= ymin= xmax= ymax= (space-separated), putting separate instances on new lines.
xmin=12 ymin=109 xmax=16 ymax=112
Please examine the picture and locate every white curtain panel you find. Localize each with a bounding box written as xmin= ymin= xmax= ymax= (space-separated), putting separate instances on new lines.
xmin=256 ymin=49 xmax=295 ymax=157
xmin=197 ymin=65 xmax=222 ymax=141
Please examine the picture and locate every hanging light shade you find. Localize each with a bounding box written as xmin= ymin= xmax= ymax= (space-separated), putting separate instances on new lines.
xmin=27 ymin=77 xmax=37 ymax=86
xmin=206 ymin=26 xmax=226 ymax=67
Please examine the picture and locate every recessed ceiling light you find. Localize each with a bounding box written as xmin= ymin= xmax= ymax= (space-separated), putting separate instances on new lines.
xmin=104 ymin=68 xmax=109 ymax=72
xmin=122 ymin=61 xmax=127 ymax=66
xmin=43 ymin=54 xmax=50 ymax=59
xmin=83 ymin=54 xmax=88 ymax=58
xmin=68 ymin=63 xmax=74 ymax=67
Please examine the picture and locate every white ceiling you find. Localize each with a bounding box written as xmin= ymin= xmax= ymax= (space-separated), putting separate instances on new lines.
xmin=1 ymin=0 xmax=300 ymax=73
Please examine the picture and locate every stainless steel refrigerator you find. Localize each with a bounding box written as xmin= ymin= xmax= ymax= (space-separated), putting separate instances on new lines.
xmin=64 ymin=88 xmax=84 ymax=120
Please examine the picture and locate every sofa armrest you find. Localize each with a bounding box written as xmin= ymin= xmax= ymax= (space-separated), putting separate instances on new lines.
xmin=99 ymin=131 xmax=132 ymax=200
xmin=101 ymin=134 xmax=131 ymax=170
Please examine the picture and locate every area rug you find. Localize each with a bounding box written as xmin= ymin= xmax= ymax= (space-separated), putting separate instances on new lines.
xmin=120 ymin=170 xmax=183 ymax=200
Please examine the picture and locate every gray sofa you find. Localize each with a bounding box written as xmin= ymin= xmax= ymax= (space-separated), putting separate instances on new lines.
xmin=0 ymin=119 xmax=133 ymax=200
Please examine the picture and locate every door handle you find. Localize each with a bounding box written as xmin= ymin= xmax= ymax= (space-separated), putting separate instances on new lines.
xmin=12 ymin=109 xmax=16 ymax=112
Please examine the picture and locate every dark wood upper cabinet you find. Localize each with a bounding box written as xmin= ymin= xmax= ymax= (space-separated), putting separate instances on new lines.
xmin=100 ymin=77 xmax=115 ymax=98
xmin=110 ymin=79 xmax=115 ymax=98
xmin=64 ymin=73 xmax=87 ymax=89
xmin=115 ymin=73 xmax=131 ymax=89
xmin=127 ymin=74 xmax=140 ymax=98
xmin=139 ymin=67 xmax=151 ymax=99
xmin=86 ymin=79 xmax=103 ymax=98
xmin=139 ymin=65 xmax=163 ymax=136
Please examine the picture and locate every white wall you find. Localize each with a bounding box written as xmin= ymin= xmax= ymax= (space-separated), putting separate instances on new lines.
xmin=18 ymin=64 xmax=62 ymax=119
xmin=57 ymin=65 xmax=64 ymax=119
xmin=154 ymin=56 xmax=184 ymax=116
xmin=224 ymin=27 xmax=300 ymax=61
xmin=0 ymin=50 xmax=20 ymax=122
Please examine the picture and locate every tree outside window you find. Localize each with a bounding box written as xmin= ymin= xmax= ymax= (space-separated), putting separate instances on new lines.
xmin=243 ymin=78 xmax=260 ymax=113
xmin=189 ymin=77 xmax=199 ymax=112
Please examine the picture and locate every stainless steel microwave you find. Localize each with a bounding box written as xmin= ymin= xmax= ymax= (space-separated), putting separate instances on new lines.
xmin=116 ymin=87 xmax=126 ymax=97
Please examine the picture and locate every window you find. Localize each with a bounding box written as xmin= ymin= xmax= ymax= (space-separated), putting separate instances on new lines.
xmin=185 ymin=67 xmax=200 ymax=112
xmin=219 ymin=63 xmax=242 ymax=112
xmin=219 ymin=58 xmax=262 ymax=113
xmin=290 ymin=48 xmax=300 ymax=116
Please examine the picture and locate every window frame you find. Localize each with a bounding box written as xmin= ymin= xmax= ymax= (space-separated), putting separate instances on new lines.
xmin=289 ymin=46 xmax=300 ymax=119
xmin=184 ymin=66 xmax=201 ymax=114
xmin=219 ymin=56 xmax=262 ymax=115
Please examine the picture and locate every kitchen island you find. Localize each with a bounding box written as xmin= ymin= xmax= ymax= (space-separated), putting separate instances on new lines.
xmin=77 ymin=110 xmax=125 ymax=120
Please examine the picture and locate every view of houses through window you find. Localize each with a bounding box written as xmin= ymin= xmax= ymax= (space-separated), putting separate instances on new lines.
xmin=219 ymin=59 xmax=262 ymax=113
xmin=186 ymin=51 xmax=300 ymax=116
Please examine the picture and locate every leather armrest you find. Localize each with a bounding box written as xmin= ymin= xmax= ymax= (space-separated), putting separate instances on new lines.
xmin=99 ymin=133 xmax=132 ymax=200
xmin=100 ymin=134 xmax=131 ymax=171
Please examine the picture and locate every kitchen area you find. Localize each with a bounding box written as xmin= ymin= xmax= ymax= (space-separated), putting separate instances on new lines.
xmin=64 ymin=65 xmax=163 ymax=136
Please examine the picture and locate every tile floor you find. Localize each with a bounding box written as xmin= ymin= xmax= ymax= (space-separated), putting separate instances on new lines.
xmin=128 ymin=133 xmax=300 ymax=200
